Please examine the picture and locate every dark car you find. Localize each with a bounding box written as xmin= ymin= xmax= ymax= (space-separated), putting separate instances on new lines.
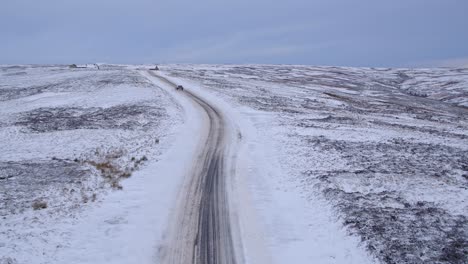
xmin=176 ymin=85 xmax=184 ymax=91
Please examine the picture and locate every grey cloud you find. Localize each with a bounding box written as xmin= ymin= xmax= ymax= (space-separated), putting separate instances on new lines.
xmin=1 ymin=0 xmax=467 ymax=66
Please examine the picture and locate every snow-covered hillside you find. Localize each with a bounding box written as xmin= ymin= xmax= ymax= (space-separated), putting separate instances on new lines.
xmin=164 ymin=64 xmax=468 ymax=264
xmin=0 ymin=65 xmax=182 ymax=263
xmin=1 ymin=64 xmax=466 ymax=264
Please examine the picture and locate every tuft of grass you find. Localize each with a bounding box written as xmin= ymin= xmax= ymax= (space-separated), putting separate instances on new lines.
xmin=32 ymin=200 xmax=47 ymax=210
xmin=85 ymin=154 xmax=133 ymax=190
xmin=80 ymin=149 xmax=145 ymax=191
xmin=121 ymin=171 xmax=132 ymax=178
xmin=110 ymin=181 xmax=123 ymax=190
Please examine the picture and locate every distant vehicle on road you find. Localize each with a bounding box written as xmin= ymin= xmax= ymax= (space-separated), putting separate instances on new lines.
xmin=176 ymin=85 xmax=184 ymax=91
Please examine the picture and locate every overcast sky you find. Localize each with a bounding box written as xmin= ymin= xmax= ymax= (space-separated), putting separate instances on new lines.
xmin=1 ymin=0 xmax=467 ymax=67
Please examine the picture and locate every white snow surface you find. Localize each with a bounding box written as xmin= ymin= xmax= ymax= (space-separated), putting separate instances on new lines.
xmin=158 ymin=71 xmax=375 ymax=264
xmin=45 ymin=72 xmax=204 ymax=264
xmin=0 ymin=66 xmax=184 ymax=264
xmin=162 ymin=64 xmax=468 ymax=264
xmin=2 ymin=64 xmax=467 ymax=264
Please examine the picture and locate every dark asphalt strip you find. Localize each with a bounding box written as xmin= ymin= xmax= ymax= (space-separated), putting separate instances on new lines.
xmin=150 ymin=72 xmax=238 ymax=264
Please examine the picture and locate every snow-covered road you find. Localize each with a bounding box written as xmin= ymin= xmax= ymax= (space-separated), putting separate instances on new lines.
xmin=147 ymin=72 xmax=240 ymax=264
xmin=146 ymin=69 xmax=375 ymax=264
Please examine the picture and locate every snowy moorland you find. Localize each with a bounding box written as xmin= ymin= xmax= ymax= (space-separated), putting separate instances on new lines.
xmin=0 ymin=64 xmax=466 ymax=264
xmin=0 ymin=65 xmax=181 ymax=263
xmin=164 ymin=64 xmax=468 ymax=264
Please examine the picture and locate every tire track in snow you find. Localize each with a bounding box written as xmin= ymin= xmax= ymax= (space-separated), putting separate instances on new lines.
xmin=149 ymin=71 xmax=238 ymax=264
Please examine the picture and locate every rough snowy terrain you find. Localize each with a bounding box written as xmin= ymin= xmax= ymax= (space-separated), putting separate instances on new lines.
xmin=163 ymin=64 xmax=468 ymax=264
xmin=0 ymin=65 xmax=182 ymax=263
xmin=1 ymin=64 xmax=467 ymax=264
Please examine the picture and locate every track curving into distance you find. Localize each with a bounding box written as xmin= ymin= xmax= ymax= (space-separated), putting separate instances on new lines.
xmin=151 ymin=72 xmax=239 ymax=264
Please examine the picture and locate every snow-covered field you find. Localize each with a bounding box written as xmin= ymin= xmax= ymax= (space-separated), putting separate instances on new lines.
xmin=164 ymin=64 xmax=468 ymax=264
xmin=1 ymin=64 xmax=467 ymax=264
xmin=0 ymin=65 xmax=182 ymax=263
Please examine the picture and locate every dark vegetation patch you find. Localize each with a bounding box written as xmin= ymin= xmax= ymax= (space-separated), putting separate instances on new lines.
xmin=370 ymin=120 xmax=468 ymax=140
xmin=294 ymin=115 xmax=361 ymax=128
xmin=0 ymin=86 xmax=57 ymax=102
xmin=325 ymin=189 xmax=467 ymax=264
xmin=0 ymin=77 xmax=85 ymax=102
xmin=0 ymin=257 xmax=18 ymax=264
xmin=0 ymin=70 xmax=153 ymax=102
xmin=0 ymin=149 xmax=151 ymax=215
xmin=15 ymin=104 xmax=164 ymax=133
xmin=0 ymin=66 xmax=27 ymax=71
xmin=238 ymin=95 xmax=304 ymax=114
xmin=0 ymin=160 xmax=90 ymax=215
xmin=2 ymin=72 xmax=27 ymax=77
xmin=304 ymin=136 xmax=468 ymax=264
xmin=307 ymin=136 xmax=468 ymax=179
